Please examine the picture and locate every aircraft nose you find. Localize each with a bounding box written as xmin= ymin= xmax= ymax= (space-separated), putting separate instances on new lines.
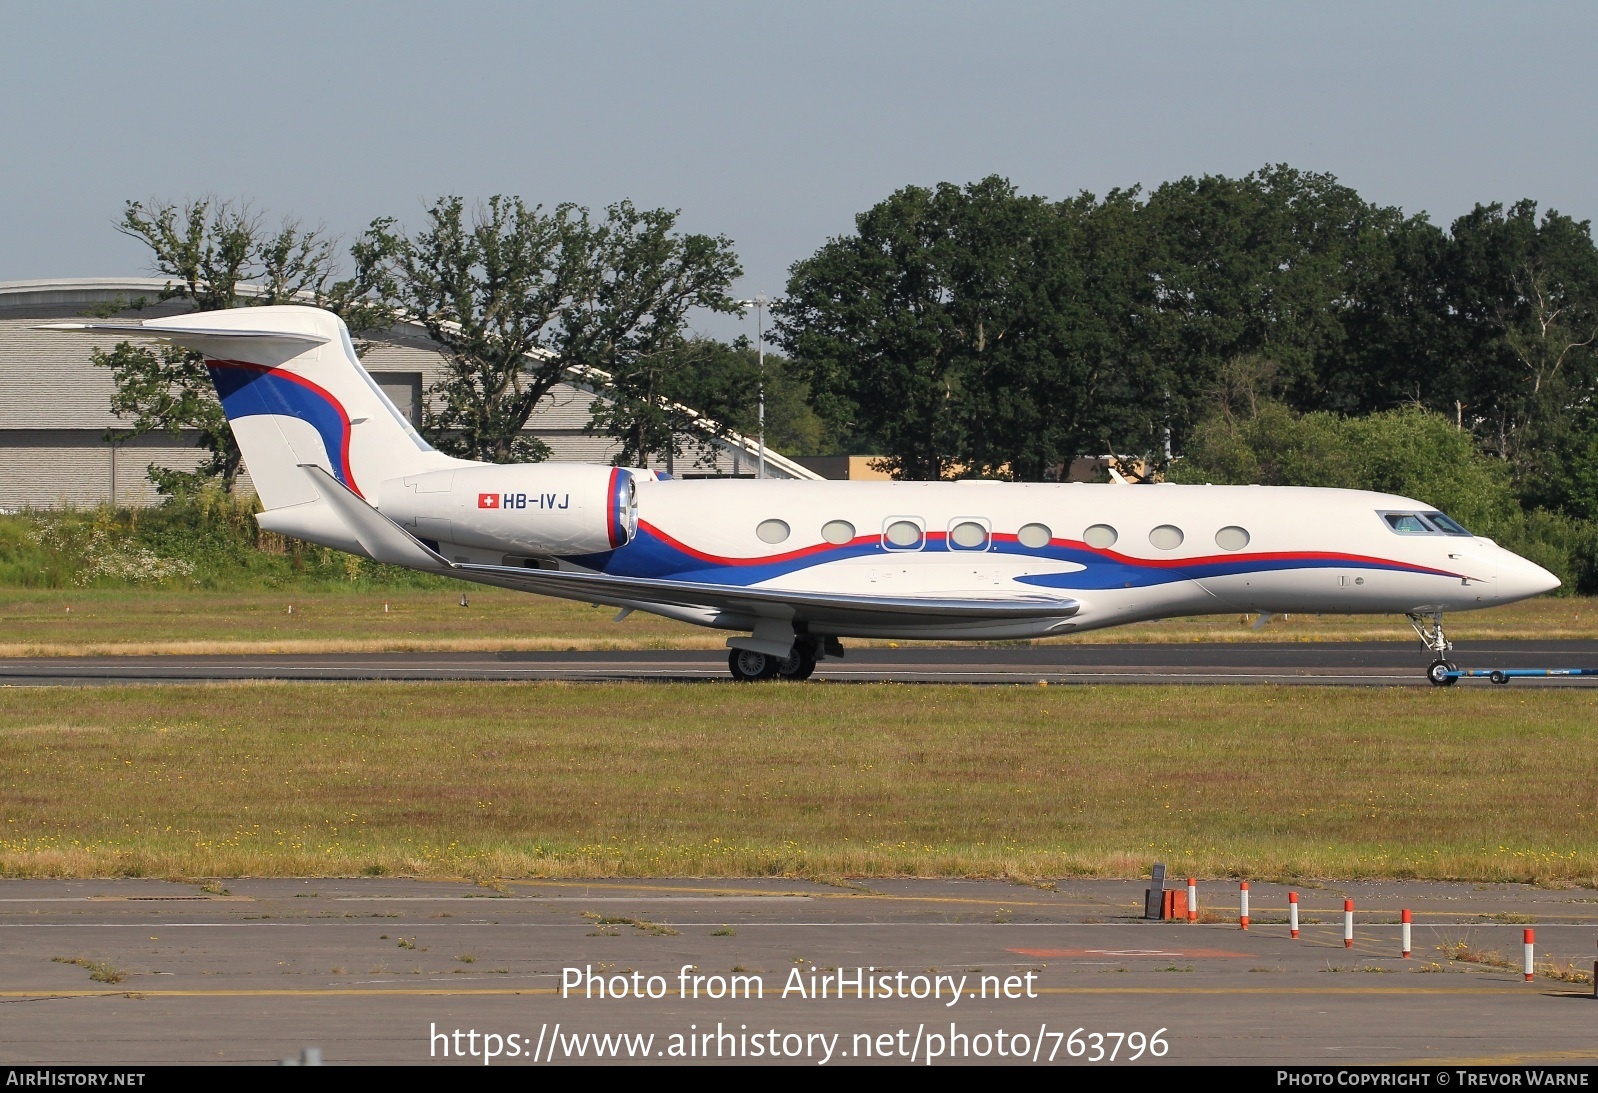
xmin=1500 ymin=553 xmax=1561 ymax=599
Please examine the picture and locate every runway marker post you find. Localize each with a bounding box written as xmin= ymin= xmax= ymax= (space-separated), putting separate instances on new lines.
xmin=1343 ymin=899 xmax=1354 ymax=948
xmin=1187 ymin=878 xmax=1197 ymax=923
xmin=1401 ymin=909 xmax=1411 ymax=958
xmin=1523 ymin=929 xmax=1535 ymax=982
xmin=1288 ymin=891 xmax=1299 ymax=939
xmin=1239 ymin=881 xmax=1249 ymax=930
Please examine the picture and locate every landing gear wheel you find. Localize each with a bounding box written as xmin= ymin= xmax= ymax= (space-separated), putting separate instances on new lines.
xmin=1427 ymin=659 xmax=1458 ymax=687
xmin=774 ymin=645 xmax=817 ymax=682
xmin=1490 ymin=670 xmax=1509 ymax=686
xmin=728 ymin=649 xmax=778 ymax=682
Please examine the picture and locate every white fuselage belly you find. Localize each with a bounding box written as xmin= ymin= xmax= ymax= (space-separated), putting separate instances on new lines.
xmin=589 ymin=480 xmax=1553 ymax=640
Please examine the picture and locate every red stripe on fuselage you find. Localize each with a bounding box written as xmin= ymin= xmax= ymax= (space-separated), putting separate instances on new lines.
xmin=639 ymin=522 xmax=1464 ymax=578
xmin=639 ymin=520 xmax=873 ymax=566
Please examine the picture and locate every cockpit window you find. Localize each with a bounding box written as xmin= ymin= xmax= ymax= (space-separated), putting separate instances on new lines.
xmin=1382 ymin=512 xmax=1434 ymax=535
xmin=1423 ymin=511 xmax=1473 ymax=536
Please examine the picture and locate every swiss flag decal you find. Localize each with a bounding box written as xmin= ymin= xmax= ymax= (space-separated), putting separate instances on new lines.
xmin=478 ymin=493 xmax=500 ymax=509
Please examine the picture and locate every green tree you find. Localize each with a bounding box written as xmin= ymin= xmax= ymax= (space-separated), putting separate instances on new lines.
xmin=572 ymin=204 xmax=744 ymax=466
xmin=709 ymin=343 xmax=829 ymax=459
xmin=93 ymin=197 xmax=368 ymax=494
xmin=1138 ymin=165 xmax=1437 ymax=432
xmin=775 ymin=177 xmax=1134 ymax=480
xmin=353 ymin=196 xmax=741 ymax=465
xmin=1438 ymin=201 xmax=1598 ymax=498
xmin=773 ymin=168 xmax=1434 ymax=480
xmin=607 ymin=337 xmax=828 ymax=473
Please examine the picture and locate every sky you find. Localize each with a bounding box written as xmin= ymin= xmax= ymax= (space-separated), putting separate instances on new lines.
xmin=3 ymin=1 xmax=1596 ymax=339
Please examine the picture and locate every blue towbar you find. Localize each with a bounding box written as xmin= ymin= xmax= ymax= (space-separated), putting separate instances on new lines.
xmin=1445 ymin=668 xmax=1598 ymax=685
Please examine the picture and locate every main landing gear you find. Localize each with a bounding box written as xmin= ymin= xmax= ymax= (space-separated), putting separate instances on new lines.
xmin=1408 ymin=611 xmax=1457 ymax=687
xmin=728 ymin=643 xmax=818 ymax=682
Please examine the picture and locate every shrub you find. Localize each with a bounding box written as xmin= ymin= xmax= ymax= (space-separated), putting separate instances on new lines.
xmin=0 ymin=487 xmax=450 ymax=591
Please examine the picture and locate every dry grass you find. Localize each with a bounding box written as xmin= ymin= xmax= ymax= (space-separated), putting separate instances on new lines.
xmin=1439 ymin=935 xmax=1596 ymax=984
xmin=52 ymin=956 xmax=128 ymax=984
xmin=1 ymin=682 xmax=1596 ymax=881
xmin=0 ymin=589 xmax=1592 ymax=657
xmin=0 ymin=588 xmax=717 ymax=656
xmin=1537 ymin=960 xmax=1595 ymax=985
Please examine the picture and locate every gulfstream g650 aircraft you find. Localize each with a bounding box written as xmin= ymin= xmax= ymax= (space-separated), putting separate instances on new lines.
xmin=48 ymin=305 xmax=1560 ymax=684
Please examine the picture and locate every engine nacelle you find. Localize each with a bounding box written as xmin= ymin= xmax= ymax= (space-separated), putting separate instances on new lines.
xmin=378 ymin=464 xmax=637 ymax=558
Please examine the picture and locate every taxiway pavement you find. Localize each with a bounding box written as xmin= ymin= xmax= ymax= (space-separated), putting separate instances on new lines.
xmin=2 ymin=641 xmax=1597 ymax=687
xmin=0 ymin=877 xmax=1593 ymax=1065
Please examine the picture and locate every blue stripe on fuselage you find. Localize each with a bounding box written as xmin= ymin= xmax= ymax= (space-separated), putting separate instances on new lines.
xmin=208 ymin=363 xmax=354 ymax=491
xmin=563 ymin=526 xmax=1455 ymax=591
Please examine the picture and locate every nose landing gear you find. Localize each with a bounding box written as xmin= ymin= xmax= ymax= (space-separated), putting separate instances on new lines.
xmin=1409 ymin=611 xmax=1457 ymax=687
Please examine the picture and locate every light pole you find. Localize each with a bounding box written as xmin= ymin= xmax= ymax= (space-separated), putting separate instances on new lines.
xmin=739 ymin=295 xmax=769 ymax=479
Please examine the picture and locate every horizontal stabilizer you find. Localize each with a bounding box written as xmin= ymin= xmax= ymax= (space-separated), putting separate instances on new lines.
xmin=38 ymin=320 xmax=328 ymax=347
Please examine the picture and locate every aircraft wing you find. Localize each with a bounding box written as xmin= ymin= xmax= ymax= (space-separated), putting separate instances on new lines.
xmin=454 ymin=560 xmax=1080 ymax=626
xmin=300 ymin=464 xmax=1079 ymax=628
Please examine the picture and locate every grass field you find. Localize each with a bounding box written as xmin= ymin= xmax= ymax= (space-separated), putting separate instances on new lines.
xmin=0 ymin=588 xmax=1594 ymax=656
xmin=2 ymin=682 xmax=1594 ymax=884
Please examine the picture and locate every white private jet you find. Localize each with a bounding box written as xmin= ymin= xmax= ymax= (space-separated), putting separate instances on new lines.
xmin=47 ymin=306 xmax=1561 ymax=685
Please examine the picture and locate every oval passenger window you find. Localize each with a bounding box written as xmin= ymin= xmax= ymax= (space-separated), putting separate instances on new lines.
xmin=1017 ymin=523 xmax=1052 ymax=549
xmin=1149 ymin=525 xmax=1184 ymax=550
xmin=949 ymin=521 xmax=989 ymax=550
xmin=884 ymin=520 xmax=923 ymax=549
xmin=756 ymin=519 xmax=790 ymax=545
xmin=1083 ymin=524 xmax=1117 ymax=549
xmin=1215 ymin=526 xmax=1250 ymax=551
xmin=821 ymin=519 xmax=856 ymax=545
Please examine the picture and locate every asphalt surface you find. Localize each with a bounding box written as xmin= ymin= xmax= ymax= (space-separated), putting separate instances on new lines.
xmin=3 ymin=641 xmax=1598 ymax=686
xmin=1 ymin=877 xmax=1593 ymax=1066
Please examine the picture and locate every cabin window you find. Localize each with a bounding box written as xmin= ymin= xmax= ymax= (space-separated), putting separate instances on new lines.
xmin=1083 ymin=523 xmax=1117 ymax=549
xmin=1017 ymin=523 xmax=1053 ymax=549
xmin=1214 ymin=526 xmax=1250 ymax=551
xmin=1423 ymin=511 xmax=1473 ymax=536
xmin=883 ymin=518 xmax=925 ymax=550
xmin=948 ymin=519 xmax=990 ymax=551
xmin=821 ymin=519 xmax=856 ymax=545
xmin=1149 ymin=524 xmax=1184 ymax=550
xmin=756 ymin=519 xmax=791 ymax=545
xmin=1382 ymin=512 xmax=1433 ymax=535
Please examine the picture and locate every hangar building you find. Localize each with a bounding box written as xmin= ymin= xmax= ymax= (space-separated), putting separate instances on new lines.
xmin=0 ymin=278 xmax=816 ymax=508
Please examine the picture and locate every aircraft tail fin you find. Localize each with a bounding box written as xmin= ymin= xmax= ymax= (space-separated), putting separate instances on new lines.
xmin=43 ymin=306 xmax=463 ymax=510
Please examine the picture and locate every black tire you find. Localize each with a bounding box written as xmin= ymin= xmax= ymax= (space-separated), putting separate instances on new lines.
xmin=729 ymin=648 xmax=777 ymax=682
xmin=1490 ymin=670 xmax=1509 ymax=685
xmin=1427 ymin=659 xmax=1458 ymax=687
xmin=775 ymin=645 xmax=817 ymax=682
